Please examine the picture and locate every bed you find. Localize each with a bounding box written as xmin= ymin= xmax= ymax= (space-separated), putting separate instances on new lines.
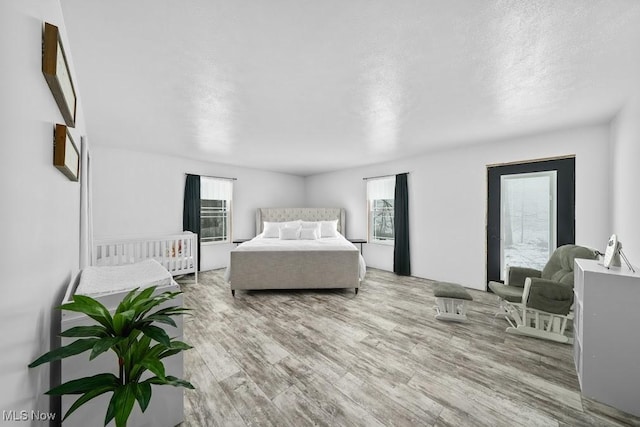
xmin=226 ymin=208 xmax=366 ymax=295
xmin=92 ymin=232 xmax=198 ymax=283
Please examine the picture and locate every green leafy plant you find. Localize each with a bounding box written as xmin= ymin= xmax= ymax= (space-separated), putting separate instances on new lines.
xmin=29 ymin=286 xmax=194 ymax=427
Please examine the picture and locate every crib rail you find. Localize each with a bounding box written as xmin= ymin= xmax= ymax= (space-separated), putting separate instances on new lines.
xmin=92 ymin=232 xmax=198 ymax=283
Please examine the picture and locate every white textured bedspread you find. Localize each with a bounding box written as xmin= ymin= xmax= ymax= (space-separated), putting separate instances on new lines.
xmin=225 ymin=234 xmax=366 ymax=281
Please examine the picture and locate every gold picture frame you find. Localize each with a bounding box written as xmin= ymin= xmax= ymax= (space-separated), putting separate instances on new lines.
xmin=43 ymin=22 xmax=77 ymax=127
xmin=54 ymin=124 xmax=80 ymax=181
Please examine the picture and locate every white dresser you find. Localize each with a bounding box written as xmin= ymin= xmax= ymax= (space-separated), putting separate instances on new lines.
xmin=573 ymin=258 xmax=640 ymax=417
xmin=60 ymin=261 xmax=185 ymax=427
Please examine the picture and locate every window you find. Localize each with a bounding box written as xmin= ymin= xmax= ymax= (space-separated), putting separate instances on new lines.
xmin=367 ymin=176 xmax=395 ymax=243
xmin=200 ymin=177 xmax=232 ymax=243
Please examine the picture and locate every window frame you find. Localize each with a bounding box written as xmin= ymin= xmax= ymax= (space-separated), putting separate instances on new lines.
xmin=367 ymin=176 xmax=396 ymax=245
xmin=200 ymin=177 xmax=233 ymax=245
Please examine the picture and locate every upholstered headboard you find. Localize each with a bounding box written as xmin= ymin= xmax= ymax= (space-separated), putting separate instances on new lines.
xmin=256 ymin=208 xmax=346 ymax=236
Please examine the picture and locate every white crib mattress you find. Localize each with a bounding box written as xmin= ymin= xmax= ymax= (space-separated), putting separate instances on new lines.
xmin=76 ymin=259 xmax=173 ymax=297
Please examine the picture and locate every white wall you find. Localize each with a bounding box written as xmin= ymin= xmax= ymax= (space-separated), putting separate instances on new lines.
xmin=306 ymin=124 xmax=611 ymax=290
xmin=0 ymin=0 xmax=86 ymax=419
xmin=611 ymin=93 xmax=640 ymax=262
xmin=91 ymin=147 xmax=306 ymax=270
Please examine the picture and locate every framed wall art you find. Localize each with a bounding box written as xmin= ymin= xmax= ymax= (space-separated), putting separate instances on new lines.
xmin=53 ymin=124 xmax=80 ymax=181
xmin=42 ymin=22 xmax=77 ymax=127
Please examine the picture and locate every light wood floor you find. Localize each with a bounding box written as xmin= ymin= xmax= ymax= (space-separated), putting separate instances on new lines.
xmin=176 ymin=269 xmax=640 ymax=427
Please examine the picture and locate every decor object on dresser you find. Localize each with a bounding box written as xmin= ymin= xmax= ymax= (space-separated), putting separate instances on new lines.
xmin=602 ymin=233 xmax=635 ymax=272
xmin=574 ymin=258 xmax=640 ymax=417
xmin=488 ymin=244 xmax=597 ymax=343
xmin=93 ymin=232 xmax=198 ymax=283
xmin=29 ymin=260 xmax=193 ymax=427
xmin=53 ymin=123 xmax=80 ymax=181
xmin=433 ymin=281 xmax=473 ymax=322
xmin=42 ymin=22 xmax=77 ymax=127
xmin=226 ymin=208 xmax=366 ymax=296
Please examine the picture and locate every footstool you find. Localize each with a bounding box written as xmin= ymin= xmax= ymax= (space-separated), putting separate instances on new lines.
xmin=433 ymin=281 xmax=473 ymax=322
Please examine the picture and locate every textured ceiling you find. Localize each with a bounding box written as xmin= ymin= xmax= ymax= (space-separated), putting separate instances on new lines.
xmin=60 ymin=0 xmax=640 ymax=176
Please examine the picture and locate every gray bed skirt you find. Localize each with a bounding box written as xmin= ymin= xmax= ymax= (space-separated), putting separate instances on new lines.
xmin=229 ymin=250 xmax=359 ymax=292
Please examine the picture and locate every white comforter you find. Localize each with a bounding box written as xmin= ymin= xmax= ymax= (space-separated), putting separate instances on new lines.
xmin=224 ymin=233 xmax=367 ymax=281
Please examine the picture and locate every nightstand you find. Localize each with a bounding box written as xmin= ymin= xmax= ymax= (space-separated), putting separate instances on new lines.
xmin=232 ymin=238 xmax=251 ymax=246
xmin=348 ymin=239 xmax=367 ymax=253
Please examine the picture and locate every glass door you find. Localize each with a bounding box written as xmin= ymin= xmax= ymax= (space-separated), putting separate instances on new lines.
xmin=499 ymin=171 xmax=557 ymax=280
xmin=487 ymin=157 xmax=575 ymax=285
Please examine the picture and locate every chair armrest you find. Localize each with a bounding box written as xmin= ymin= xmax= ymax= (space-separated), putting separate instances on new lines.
xmin=506 ymin=267 xmax=542 ymax=287
xmin=523 ymin=277 xmax=574 ymax=315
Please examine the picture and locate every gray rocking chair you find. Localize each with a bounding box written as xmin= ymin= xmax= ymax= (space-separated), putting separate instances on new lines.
xmin=488 ymin=245 xmax=597 ymax=344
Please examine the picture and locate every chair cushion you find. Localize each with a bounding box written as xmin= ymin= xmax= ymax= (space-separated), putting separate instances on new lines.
xmin=542 ymin=245 xmax=597 ymax=286
xmin=527 ymin=278 xmax=574 ymax=315
xmin=433 ymin=282 xmax=473 ymax=301
xmin=488 ymin=281 xmax=523 ymax=303
xmin=507 ymin=267 xmax=542 ymax=287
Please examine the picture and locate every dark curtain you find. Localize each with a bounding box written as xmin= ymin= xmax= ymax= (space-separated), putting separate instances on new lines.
xmin=393 ymin=173 xmax=411 ymax=276
xmin=183 ymin=174 xmax=201 ymax=271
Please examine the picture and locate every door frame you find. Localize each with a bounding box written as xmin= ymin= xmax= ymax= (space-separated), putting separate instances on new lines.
xmin=486 ymin=156 xmax=576 ymax=289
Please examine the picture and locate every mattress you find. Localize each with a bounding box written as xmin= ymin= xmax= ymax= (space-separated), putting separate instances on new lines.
xmin=225 ymin=233 xmax=367 ymax=281
xmin=235 ymin=232 xmax=356 ymax=251
xmin=76 ymin=259 xmax=173 ymax=297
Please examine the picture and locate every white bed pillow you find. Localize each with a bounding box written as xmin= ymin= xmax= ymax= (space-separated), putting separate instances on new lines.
xmin=262 ymin=222 xmax=281 ymax=238
xmin=320 ymin=219 xmax=339 ymax=238
xmin=279 ymin=226 xmax=301 ymax=240
xmin=299 ymin=228 xmax=319 ymax=240
xmin=263 ymin=220 xmax=301 ymax=238
xmin=280 ymin=220 xmax=301 ymax=228
xmin=300 ymin=221 xmax=322 ymax=236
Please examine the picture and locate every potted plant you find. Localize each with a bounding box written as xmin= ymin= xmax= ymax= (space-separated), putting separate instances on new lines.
xmin=29 ymin=286 xmax=194 ymax=427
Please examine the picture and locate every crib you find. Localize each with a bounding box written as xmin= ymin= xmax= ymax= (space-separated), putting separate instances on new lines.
xmin=92 ymin=232 xmax=198 ymax=283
